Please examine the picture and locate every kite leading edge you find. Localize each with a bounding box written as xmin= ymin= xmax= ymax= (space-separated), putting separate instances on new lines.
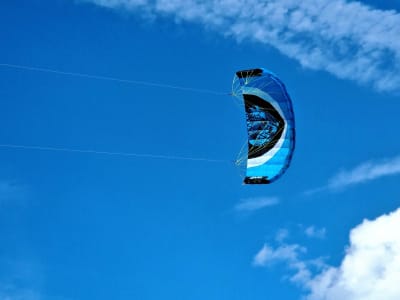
xmin=233 ymin=68 xmax=295 ymax=184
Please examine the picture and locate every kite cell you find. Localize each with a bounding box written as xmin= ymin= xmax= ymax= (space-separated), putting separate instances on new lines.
xmin=233 ymin=68 xmax=295 ymax=184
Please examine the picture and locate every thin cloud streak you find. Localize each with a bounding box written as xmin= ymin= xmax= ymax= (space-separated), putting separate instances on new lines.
xmin=328 ymin=156 xmax=400 ymax=190
xmin=234 ymin=197 xmax=279 ymax=212
xmin=82 ymin=0 xmax=400 ymax=92
xmin=306 ymin=155 xmax=400 ymax=194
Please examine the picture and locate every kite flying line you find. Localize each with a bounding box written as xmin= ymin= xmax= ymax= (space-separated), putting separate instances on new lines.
xmin=0 ymin=63 xmax=228 ymax=96
xmin=0 ymin=144 xmax=231 ymax=163
xmin=0 ymin=63 xmax=233 ymax=163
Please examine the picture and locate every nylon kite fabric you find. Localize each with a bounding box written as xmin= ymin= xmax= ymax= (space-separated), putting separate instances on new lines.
xmin=233 ymin=68 xmax=295 ymax=184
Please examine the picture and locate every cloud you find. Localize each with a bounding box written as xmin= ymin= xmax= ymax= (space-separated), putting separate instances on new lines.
xmin=0 ymin=181 xmax=27 ymax=206
xmin=254 ymin=207 xmax=400 ymax=300
xmin=327 ymin=156 xmax=400 ymax=190
xmin=306 ymin=155 xmax=400 ymax=194
xmin=275 ymin=228 xmax=290 ymax=242
xmin=0 ymin=259 xmax=44 ymax=300
xmin=252 ymin=243 xmax=316 ymax=284
xmin=304 ymin=226 xmax=326 ymax=239
xmin=253 ymin=243 xmax=305 ymax=266
xmin=81 ymin=0 xmax=400 ymax=92
xmin=305 ymin=207 xmax=400 ymax=300
xmin=0 ymin=287 xmax=41 ymax=300
xmin=234 ymin=197 xmax=279 ymax=212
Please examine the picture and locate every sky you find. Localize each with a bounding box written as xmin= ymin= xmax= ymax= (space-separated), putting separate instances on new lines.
xmin=1 ymin=0 xmax=400 ymax=299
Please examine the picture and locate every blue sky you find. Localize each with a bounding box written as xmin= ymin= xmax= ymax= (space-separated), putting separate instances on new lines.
xmin=1 ymin=1 xmax=400 ymax=299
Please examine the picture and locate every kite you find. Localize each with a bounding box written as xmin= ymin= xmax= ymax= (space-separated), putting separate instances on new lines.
xmin=233 ymin=68 xmax=295 ymax=184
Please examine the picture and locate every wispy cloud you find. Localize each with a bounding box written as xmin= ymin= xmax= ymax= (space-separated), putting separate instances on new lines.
xmin=327 ymin=156 xmax=400 ymax=190
xmin=0 ymin=287 xmax=41 ymax=300
xmin=275 ymin=228 xmax=289 ymax=243
xmin=275 ymin=226 xmax=326 ymax=242
xmin=0 ymin=181 xmax=27 ymax=206
xmin=253 ymin=207 xmax=400 ymax=299
xmin=253 ymin=243 xmax=305 ymax=266
xmin=252 ymin=243 xmax=315 ymax=284
xmin=81 ymin=0 xmax=400 ymax=92
xmin=0 ymin=259 xmax=44 ymax=300
xmin=306 ymin=155 xmax=400 ymax=194
xmin=234 ymin=197 xmax=279 ymax=213
xmin=304 ymin=226 xmax=326 ymax=239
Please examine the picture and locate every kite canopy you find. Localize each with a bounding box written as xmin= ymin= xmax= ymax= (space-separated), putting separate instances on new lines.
xmin=233 ymin=68 xmax=295 ymax=184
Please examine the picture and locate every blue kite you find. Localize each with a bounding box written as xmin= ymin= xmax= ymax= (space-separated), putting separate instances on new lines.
xmin=233 ymin=68 xmax=295 ymax=184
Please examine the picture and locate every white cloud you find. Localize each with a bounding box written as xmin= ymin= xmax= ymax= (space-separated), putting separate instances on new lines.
xmin=234 ymin=197 xmax=279 ymax=212
xmin=81 ymin=0 xmax=400 ymax=92
xmin=254 ymin=207 xmax=400 ymax=300
xmin=327 ymin=156 xmax=400 ymax=190
xmin=307 ymin=155 xmax=400 ymax=194
xmin=275 ymin=228 xmax=290 ymax=242
xmin=304 ymin=226 xmax=326 ymax=239
xmin=253 ymin=243 xmax=305 ymax=266
xmin=253 ymin=244 xmax=271 ymax=267
xmin=305 ymin=207 xmax=400 ymax=300
xmin=252 ymin=243 xmax=313 ymax=284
